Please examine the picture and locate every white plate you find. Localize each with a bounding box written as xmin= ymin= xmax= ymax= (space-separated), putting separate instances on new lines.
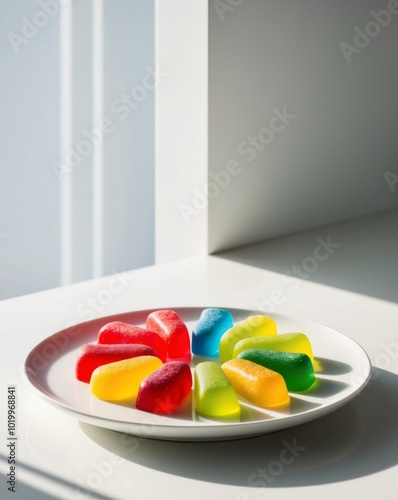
xmin=24 ymin=307 xmax=372 ymax=441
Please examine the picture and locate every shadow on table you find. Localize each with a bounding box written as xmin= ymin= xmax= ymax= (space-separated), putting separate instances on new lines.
xmin=80 ymin=368 xmax=398 ymax=488
xmin=213 ymin=208 xmax=398 ymax=304
xmin=0 ymin=477 xmax=59 ymax=500
xmin=0 ymin=458 xmax=115 ymax=500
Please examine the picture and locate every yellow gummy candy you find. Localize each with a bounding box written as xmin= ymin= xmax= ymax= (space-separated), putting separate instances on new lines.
xmin=221 ymin=358 xmax=290 ymax=408
xmin=90 ymin=355 xmax=162 ymax=402
xmin=233 ymin=333 xmax=314 ymax=363
xmin=219 ymin=315 xmax=277 ymax=363
xmin=194 ymin=361 xmax=240 ymax=418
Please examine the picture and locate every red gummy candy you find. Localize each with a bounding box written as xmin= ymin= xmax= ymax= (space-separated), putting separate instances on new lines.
xmin=75 ymin=343 xmax=156 ymax=383
xmin=98 ymin=322 xmax=167 ymax=362
xmin=146 ymin=310 xmax=191 ymax=360
xmin=136 ymin=361 xmax=192 ymax=414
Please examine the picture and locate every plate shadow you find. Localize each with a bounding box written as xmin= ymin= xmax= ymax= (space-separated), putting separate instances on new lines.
xmin=80 ymin=368 xmax=398 ymax=488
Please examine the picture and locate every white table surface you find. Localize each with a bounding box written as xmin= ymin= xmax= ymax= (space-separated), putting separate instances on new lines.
xmin=1 ymin=208 xmax=398 ymax=500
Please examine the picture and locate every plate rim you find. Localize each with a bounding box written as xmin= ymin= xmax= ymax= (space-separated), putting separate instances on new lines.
xmin=23 ymin=306 xmax=373 ymax=440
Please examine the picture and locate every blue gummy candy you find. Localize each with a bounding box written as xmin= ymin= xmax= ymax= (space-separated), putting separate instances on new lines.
xmin=192 ymin=308 xmax=233 ymax=357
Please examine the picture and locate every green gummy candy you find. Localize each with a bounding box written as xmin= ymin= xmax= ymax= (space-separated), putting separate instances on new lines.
xmin=194 ymin=361 xmax=240 ymax=418
xmin=237 ymin=349 xmax=315 ymax=391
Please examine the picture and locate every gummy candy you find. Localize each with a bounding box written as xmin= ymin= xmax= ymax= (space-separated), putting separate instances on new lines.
xmin=219 ymin=315 xmax=277 ymax=363
xmin=233 ymin=333 xmax=314 ymax=363
xmin=194 ymin=361 xmax=240 ymax=418
xmin=237 ymin=349 xmax=315 ymax=391
xmin=146 ymin=310 xmax=191 ymax=359
xmin=75 ymin=343 xmax=156 ymax=383
xmin=98 ymin=321 xmax=167 ymax=362
xmin=136 ymin=361 xmax=192 ymax=414
xmin=192 ymin=308 xmax=233 ymax=357
xmin=90 ymin=355 xmax=162 ymax=402
xmin=221 ymin=358 xmax=289 ymax=408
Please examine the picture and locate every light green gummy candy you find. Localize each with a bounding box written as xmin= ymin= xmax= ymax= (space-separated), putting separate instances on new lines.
xmin=219 ymin=315 xmax=277 ymax=363
xmin=233 ymin=333 xmax=315 ymax=363
xmin=194 ymin=361 xmax=240 ymax=418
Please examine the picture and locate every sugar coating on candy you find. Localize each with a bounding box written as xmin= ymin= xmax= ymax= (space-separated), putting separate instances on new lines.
xmin=219 ymin=315 xmax=277 ymax=363
xmin=136 ymin=361 xmax=192 ymax=414
xmin=194 ymin=361 xmax=240 ymax=418
xmin=237 ymin=349 xmax=315 ymax=391
xmin=192 ymin=308 xmax=233 ymax=357
xmin=79 ymin=310 xmax=318 ymax=418
xmin=146 ymin=310 xmax=191 ymax=360
xmin=75 ymin=343 xmax=156 ymax=383
xmin=221 ymin=358 xmax=290 ymax=408
xmin=90 ymin=355 xmax=162 ymax=402
xmin=98 ymin=321 xmax=167 ymax=362
xmin=233 ymin=333 xmax=314 ymax=363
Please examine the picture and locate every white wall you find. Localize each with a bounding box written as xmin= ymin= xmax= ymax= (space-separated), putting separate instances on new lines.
xmin=155 ymin=0 xmax=209 ymax=263
xmin=0 ymin=0 xmax=61 ymax=299
xmin=101 ymin=0 xmax=155 ymax=278
xmin=0 ymin=0 xmax=155 ymax=300
xmin=156 ymin=0 xmax=398 ymax=260
xmin=208 ymin=0 xmax=398 ymax=252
